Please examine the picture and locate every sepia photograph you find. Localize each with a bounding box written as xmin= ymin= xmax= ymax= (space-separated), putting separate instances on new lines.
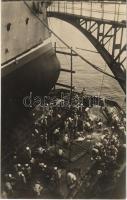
xmin=1 ymin=0 xmax=126 ymax=199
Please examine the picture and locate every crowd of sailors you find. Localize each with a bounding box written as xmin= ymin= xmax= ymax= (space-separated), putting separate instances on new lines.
xmin=2 ymin=89 xmax=126 ymax=198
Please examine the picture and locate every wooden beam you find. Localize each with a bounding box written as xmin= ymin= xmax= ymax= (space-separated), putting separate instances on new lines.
xmin=55 ymin=50 xmax=77 ymax=56
xmin=60 ymin=68 xmax=75 ymax=73
xmin=56 ymin=83 xmax=74 ymax=89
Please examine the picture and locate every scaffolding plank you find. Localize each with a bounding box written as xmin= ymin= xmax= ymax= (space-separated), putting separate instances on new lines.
xmin=56 ymin=83 xmax=74 ymax=89
xmin=56 ymin=50 xmax=78 ymax=56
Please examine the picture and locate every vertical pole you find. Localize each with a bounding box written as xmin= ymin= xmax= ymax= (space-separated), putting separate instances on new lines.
xmin=66 ymin=0 xmax=67 ymax=14
xmin=69 ymin=47 xmax=73 ymax=165
xmin=89 ymin=1 xmax=92 ymax=18
xmin=53 ymin=0 xmax=55 ymax=12
xmin=81 ymin=0 xmax=82 ymax=16
xmin=73 ymin=0 xmax=75 ymax=14
xmin=102 ymin=24 xmax=105 ymax=45
xmin=49 ymin=1 xmax=51 ymax=12
xmin=64 ymin=0 xmax=65 ymax=13
xmin=97 ymin=24 xmax=100 ymax=41
xmin=58 ymin=0 xmax=60 ymax=12
xmin=101 ymin=2 xmax=104 ymax=20
xmin=54 ymin=42 xmax=57 ymax=91
xmin=89 ymin=1 xmax=92 ymax=29
xmin=114 ymin=2 xmax=117 ymax=21
xmin=119 ymin=28 xmax=123 ymax=62
xmin=117 ymin=3 xmax=120 ymax=22
xmin=112 ymin=27 xmax=117 ymax=57
xmin=72 ymin=0 xmax=74 ymax=14
xmin=70 ymin=47 xmax=73 ymax=105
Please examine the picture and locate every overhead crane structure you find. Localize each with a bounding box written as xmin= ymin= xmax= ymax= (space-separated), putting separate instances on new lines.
xmin=47 ymin=0 xmax=126 ymax=93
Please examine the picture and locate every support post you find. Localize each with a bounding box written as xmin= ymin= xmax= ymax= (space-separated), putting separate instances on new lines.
xmin=58 ymin=0 xmax=60 ymax=12
xmin=72 ymin=1 xmax=74 ymax=14
xmin=97 ymin=23 xmax=100 ymax=41
xmin=90 ymin=1 xmax=92 ymax=18
xmin=112 ymin=27 xmax=117 ymax=57
xmin=66 ymin=0 xmax=67 ymax=14
xmin=81 ymin=0 xmax=83 ymax=16
xmin=54 ymin=42 xmax=57 ymax=91
xmin=118 ymin=28 xmax=123 ymax=62
xmin=102 ymin=24 xmax=105 ymax=44
xmin=70 ymin=47 xmax=73 ymax=105
xmin=101 ymin=2 xmax=104 ymax=20
xmin=64 ymin=0 xmax=66 ymax=13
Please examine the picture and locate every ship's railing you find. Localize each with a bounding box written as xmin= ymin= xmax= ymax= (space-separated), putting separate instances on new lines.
xmin=47 ymin=0 xmax=126 ymax=22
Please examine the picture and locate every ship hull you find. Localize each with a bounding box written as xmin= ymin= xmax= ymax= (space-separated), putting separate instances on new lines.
xmin=1 ymin=0 xmax=60 ymax=120
xmin=2 ymin=42 xmax=60 ymax=123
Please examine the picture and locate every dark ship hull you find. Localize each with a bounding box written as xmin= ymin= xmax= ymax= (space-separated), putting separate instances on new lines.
xmin=2 ymin=43 xmax=60 ymax=120
xmin=1 ymin=0 xmax=60 ymax=124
